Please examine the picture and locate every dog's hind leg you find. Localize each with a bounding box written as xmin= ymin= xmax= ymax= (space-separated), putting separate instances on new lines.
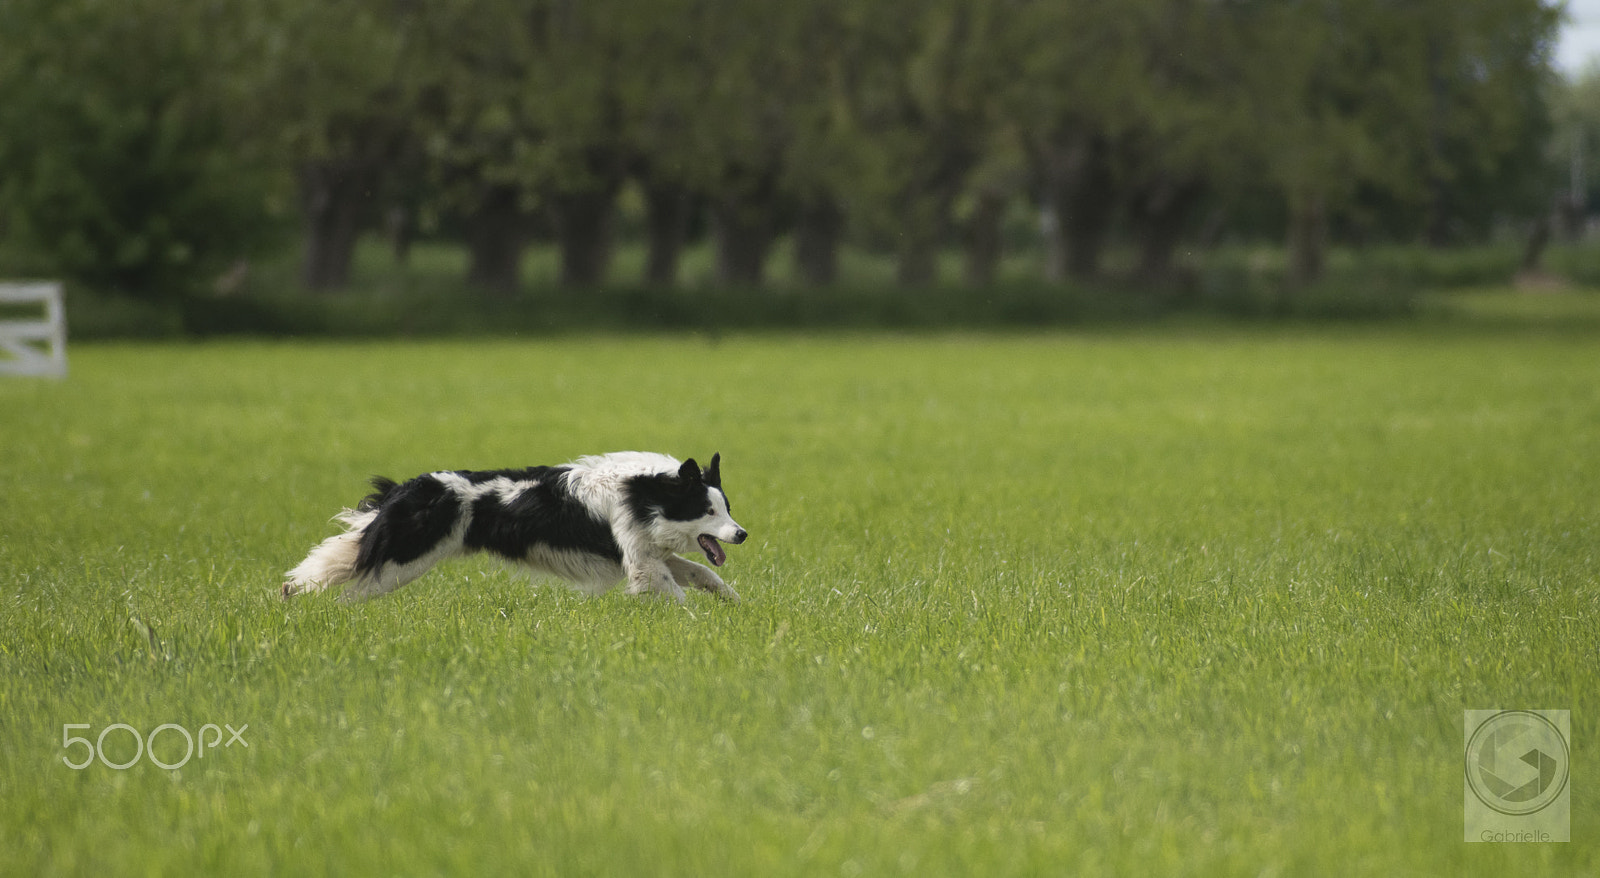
xmin=333 ymin=557 xmax=441 ymax=602
xmin=666 ymin=555 xmax=740 ymax=603
xmin=328 ymin=473 xmax=468 ymax=601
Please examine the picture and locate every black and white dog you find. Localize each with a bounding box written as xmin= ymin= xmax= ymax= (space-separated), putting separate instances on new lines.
xmin=283 ymin=452 xmax=746 ymax=603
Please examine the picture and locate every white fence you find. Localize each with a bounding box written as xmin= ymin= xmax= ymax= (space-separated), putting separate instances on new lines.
xmin=0 ymin=282 xmax=67 ymax=378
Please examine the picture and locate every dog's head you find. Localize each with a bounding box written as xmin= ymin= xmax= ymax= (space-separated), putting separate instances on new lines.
xmin=627 ymin=453 xmax=747 ymax=566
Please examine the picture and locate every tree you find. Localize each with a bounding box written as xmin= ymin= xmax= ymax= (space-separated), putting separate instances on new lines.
xmin=415 ymin=0 xmax=706 ymax=291
xmin=1114 ymin=2 xmax=1252 ymax=286
xmin=259 ymin=0 xmax=422 ymax=292
xmin=843 ymin=0 xmax=1001 ymax=286
xmin=692 ymin=3 xmax=811 ymax=288
xmin=619 ymin=0 xmax=710 ymax=288
xmin=1238 ymin=0 xmax=1557 ymax=285
xmin=1412 ymin=0 xmax=1558 ymax=245
xmin=411 ymin=0 xmax=544 ymax=296
xmin=779 ymin=2 xmax=869 ymax=287
xmin=0 ymin=0 xmax=286 ymax=300
xmin=1548 ymin=63 xmax=1600 ymax=239
xmin=3 ymin=0 xmax=1567 ymax=305
xmin=1001 ymin=1 xmax=1155 ymax=282
xmin=522 ymin=2 xmax=633 ymax=289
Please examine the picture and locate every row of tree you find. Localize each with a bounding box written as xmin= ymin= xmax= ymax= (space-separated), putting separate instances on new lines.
xmin=0 ymin=0 xmax=1567 ymax=300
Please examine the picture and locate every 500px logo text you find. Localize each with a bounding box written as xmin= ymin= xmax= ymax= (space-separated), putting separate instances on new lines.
xmin=62 ymin=723 xmax=249 ymax=770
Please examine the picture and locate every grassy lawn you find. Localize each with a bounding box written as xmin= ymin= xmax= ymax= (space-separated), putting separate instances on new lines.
xmin=1 ymin=317 xmax=1596 ymax=874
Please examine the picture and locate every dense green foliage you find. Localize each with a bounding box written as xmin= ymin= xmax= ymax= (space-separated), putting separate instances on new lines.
xmin=2 ymin=320 xmax=1597 ymax=873
xmin=0 ymin=0 xmax=1566 ymax=300
xmin=0 ymin=0 xmax=288 ymax=298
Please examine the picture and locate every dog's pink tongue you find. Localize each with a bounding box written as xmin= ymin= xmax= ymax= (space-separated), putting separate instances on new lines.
xmin=698 ymin=535 xmax=726 ymax=567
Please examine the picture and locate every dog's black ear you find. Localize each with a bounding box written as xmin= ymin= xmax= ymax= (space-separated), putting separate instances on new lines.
xmin=677 ymin=458 xmax=702 ymax=483
xmin=704 ymin=453 xmax=722 ymax=488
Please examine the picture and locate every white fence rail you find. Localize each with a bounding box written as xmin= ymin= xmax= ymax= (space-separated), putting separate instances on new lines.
xmin=0 ymin=282 xmax=67 ymax=378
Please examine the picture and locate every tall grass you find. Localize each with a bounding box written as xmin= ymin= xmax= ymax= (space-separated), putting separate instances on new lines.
xmin=1 ymin=327 xmax=1596 ymax=874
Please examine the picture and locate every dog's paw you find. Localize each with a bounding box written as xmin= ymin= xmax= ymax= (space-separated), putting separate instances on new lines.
xmin=282 ymin=576 xmax=331 ymax=599
xmin=631 ymin=585 xmax=687 ymax=603
xmin=626 ymin=571 xmax=685 ymax=603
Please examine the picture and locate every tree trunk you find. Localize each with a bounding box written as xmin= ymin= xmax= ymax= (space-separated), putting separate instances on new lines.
xmin=385 ymin=205 xmax=416 ymax=267
xmin=962 ymin=186 xmax=1006 ymax=287
xmin=1040 ymin=205 xmax=1065 ymax=283
xmin=1422 ymin=35 xmax=1453 ymax=249
xmin=553 ymin=184 xmax=617 ymax=288
xmin=1131 ymin=177 xmax=1203 ymax=285
xmin=896 ymin=233 xmax=939 ymax=286
xmin=384 ymin=139 xmax=427 ymax=268
xmin=1040 ymin=134 xmax=1116 ymax=282
xmin=1063 ymin=141 xmax=1115 ymax=280
xmin=1286 ymin=191 xmax=1328 ymax=288
xmin=1423 ymin=180 xmax=1453 ymax=249
xmin=894 ymin=196 xmax=949 ymax=287
xmin=896 ymin=143 xmax=975 ymax=287
xmin=793 ymin=197 xmax=842 ymax=286
xmin=1521 ymin=211 xmax=1551 ymax=273
xmin=713 ymin=184 xmax=776 ymax=288
xmin=298 ymin=160 xmax=373 ymax=292
xmin=642 ymin=181 xmax=692 ymax=287
xmin=464 ymin=184 xmax=527 ymax=297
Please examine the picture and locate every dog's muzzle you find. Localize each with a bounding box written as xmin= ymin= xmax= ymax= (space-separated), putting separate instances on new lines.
xmin=698 ymin=529 xmax=746 ymax=567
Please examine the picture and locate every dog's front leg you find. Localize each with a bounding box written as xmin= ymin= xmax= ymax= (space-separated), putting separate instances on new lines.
xmin=665 ymin=555 xmax=740 ymax=602
xmin=623 ymin=557 xmax=686 ymax=602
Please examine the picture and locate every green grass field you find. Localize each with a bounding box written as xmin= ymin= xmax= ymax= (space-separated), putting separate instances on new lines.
xmin=2 ymin=311 xmax=1597 ymax=874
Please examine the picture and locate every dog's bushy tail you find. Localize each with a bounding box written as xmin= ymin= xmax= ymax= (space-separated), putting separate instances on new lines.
xmin=282 ymin=477 xmax=395 ymax=598
xmin=359 ymin=476 xmax=399 ymax=512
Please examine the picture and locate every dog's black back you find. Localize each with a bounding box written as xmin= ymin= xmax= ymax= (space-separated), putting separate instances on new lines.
xmin=352 ymin=467 xmax=622 ymax=576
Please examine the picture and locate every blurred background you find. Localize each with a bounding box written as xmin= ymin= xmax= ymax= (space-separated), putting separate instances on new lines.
xmin=0 ymin=0 xmax=1596 ymax=334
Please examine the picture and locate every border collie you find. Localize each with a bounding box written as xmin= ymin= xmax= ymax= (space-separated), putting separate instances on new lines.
xmin=283 ymin=452 xmax=746 ymax=603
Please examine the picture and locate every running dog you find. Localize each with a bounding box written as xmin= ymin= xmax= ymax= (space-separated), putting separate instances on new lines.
xmin=283 ymin=452 xmax=746 ymax=603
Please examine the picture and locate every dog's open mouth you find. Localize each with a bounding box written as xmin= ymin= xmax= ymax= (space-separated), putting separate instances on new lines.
xmin=697 ymin=534 xmax=727 ymax=567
